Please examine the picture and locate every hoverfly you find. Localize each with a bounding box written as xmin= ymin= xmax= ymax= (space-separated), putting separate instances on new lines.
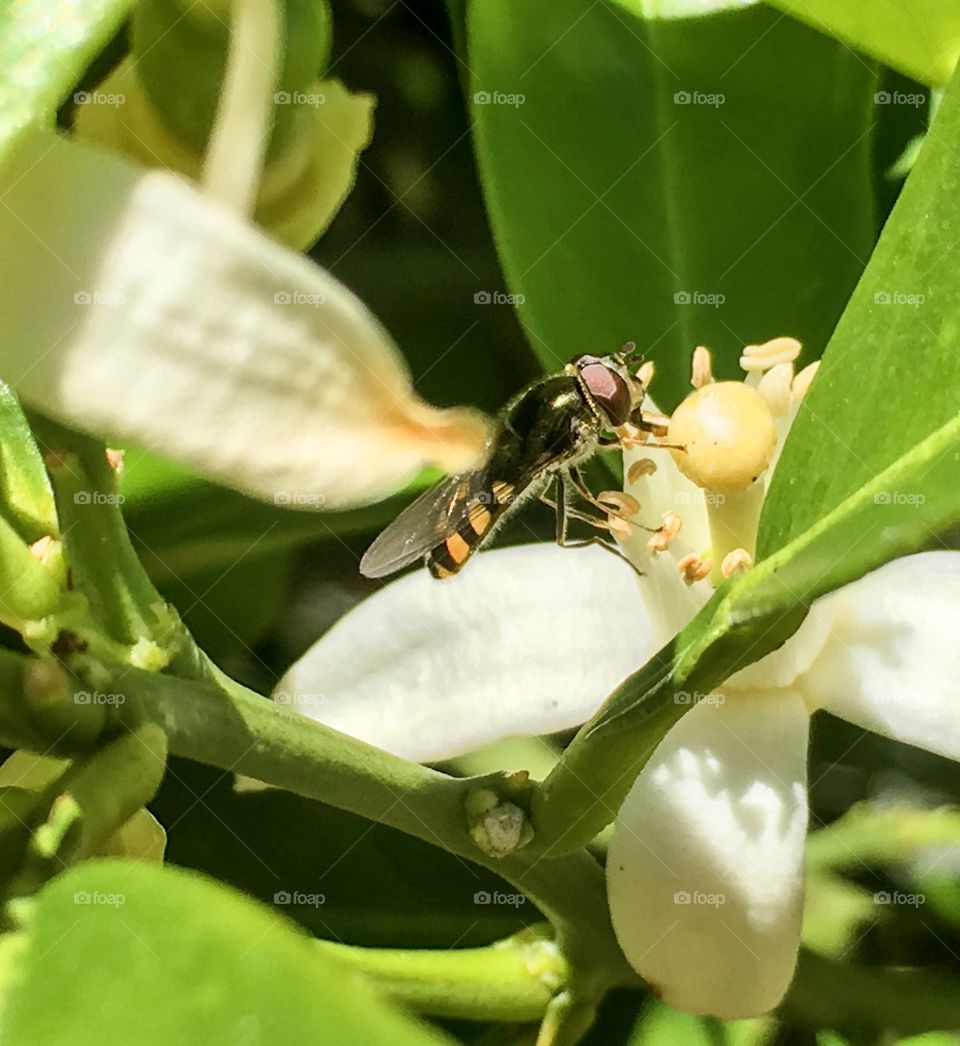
xmin=360 ymin=344 xmax=664 ymax=580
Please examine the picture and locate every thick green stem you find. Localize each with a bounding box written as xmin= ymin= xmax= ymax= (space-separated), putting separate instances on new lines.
xmin=314 ymin=925 xmax=564 ymax=1022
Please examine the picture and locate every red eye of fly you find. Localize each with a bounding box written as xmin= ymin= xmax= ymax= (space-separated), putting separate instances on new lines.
xmin=577 ymin=360 xmax=632 ymax=426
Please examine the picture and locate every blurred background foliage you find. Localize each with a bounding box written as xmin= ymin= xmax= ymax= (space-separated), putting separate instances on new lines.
xmin=47 ymin=1 xmax=960 ymax=1042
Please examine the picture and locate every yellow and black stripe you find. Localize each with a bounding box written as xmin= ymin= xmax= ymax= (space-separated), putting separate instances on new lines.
xmin=426 ymin=480 xmax=515 ymax=578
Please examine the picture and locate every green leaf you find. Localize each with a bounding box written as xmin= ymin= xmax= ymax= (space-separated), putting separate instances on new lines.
xmin=758 ymin=63 xmax=960 ymax=561
xmin=0 ymin=861 xmax=450 ymax=1045
xmin=466 ymin=0 xmax=876 ymax=405
xmin=764 ymin=0 xmax=960 ymax=87
xmin=0 ymin=383 xmax=57 ymax=542
xmin=0 ymin=0 xmax=133 ymax=159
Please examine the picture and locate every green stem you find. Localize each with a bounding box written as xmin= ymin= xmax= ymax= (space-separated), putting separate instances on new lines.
xmin=314 ymin=925 xmax=565 ymax=1023
xmin=33 ymin=420 xmax=171 ymax=654
xmin=0 ymin=654 xmax=632 ymax=995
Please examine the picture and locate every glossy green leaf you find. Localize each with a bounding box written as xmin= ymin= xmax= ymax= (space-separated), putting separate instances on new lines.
xmin=466 ymin=0 xmax=876 ymax=405
xmin=0 ymin=0 xmax=132 ymax=158
xmin=0 ymin=861 xmax=450 ymax=1045
xmin=764 ymin=0 xmax=960 ymax=87
xmin=758 ymin=64 xmax=960 ymax=559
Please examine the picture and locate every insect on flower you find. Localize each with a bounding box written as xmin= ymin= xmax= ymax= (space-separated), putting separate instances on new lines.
xmin=360 ymin=344 xmax=673 ymax=580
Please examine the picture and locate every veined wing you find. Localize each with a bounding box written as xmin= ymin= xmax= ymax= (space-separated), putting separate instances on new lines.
xmin=360 ymin=473 xmax=482 ymax=579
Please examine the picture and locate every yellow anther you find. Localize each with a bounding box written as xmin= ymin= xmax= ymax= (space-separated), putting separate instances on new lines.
xmin=677 ymin=553 xmax=712 ymax=584
xmin=691 ymin=345 xmax=714 ymax=388
xmin=739 ymin=336 xmax=802 ymax=373
xmin=721 ymin=548 xmax=754 ymax=578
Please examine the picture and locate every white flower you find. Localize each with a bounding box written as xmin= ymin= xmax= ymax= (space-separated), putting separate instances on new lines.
xmin=0 ymin=6 xmax=488 ymax=510
xmin=276 ymin=339 xmax=960 ymax=1017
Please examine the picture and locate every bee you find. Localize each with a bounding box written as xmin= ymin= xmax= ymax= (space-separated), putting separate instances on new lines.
xmin=360 ymin=344 xmax=664 ymax=580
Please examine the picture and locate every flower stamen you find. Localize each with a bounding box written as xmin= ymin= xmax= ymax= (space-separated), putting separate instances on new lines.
xmin=721 ymin=548 xmax=753 ymax=578
xmin=691 ymin=345 xmax=714 ymax=388
xmin=739 ymin=336 xmax=802 ymax=373
xmin=677 ymin=553 xmax=711 ymax=584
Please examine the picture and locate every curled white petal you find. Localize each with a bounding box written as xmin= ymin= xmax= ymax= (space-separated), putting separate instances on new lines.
xmin=276 ymin=544 xmax=655 ymax=763
xmin=607 ymin=690 xmax=809 ymax=1018
xmin=0 ymin=129 xmax=487 ymax=508
xmin=798 ymin=551 xmax=960 ymax=761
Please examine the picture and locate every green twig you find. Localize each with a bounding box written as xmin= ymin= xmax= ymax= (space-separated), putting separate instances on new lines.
xmin=313 ymin=925 xmax=564 ymax=1023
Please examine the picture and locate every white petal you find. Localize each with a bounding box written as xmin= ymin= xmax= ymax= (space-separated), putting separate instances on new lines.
xmin=607 ymin=690 xmax=809 ymax=1018
xmin=799 ymin=551 xmax=960 ymax=761
xmin=276 ymin=544 xmax=654 ymax=762
xmin=0 ymin=129 xmax=488 ymax=509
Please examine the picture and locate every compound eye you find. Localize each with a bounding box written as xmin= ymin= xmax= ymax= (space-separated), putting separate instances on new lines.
xmin=579 ymin=362 xmax=632 ymax=426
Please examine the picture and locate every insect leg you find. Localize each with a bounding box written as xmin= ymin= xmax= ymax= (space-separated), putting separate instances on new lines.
xmin=568 ymin=467 xmax=659 ymax=534
xmin=552 ymin=473 xmax=645 ymax=577
xmin=539 ymin=478 xmax=615 ymax=533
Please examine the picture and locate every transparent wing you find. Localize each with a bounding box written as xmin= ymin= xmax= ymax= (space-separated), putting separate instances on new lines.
xmin=360 ymin=472 xmax=481 ymax=579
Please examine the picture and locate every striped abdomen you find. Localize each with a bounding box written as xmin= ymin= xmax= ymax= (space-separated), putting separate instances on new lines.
xmin=426 ymin=479 xmax=518 ymax=578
